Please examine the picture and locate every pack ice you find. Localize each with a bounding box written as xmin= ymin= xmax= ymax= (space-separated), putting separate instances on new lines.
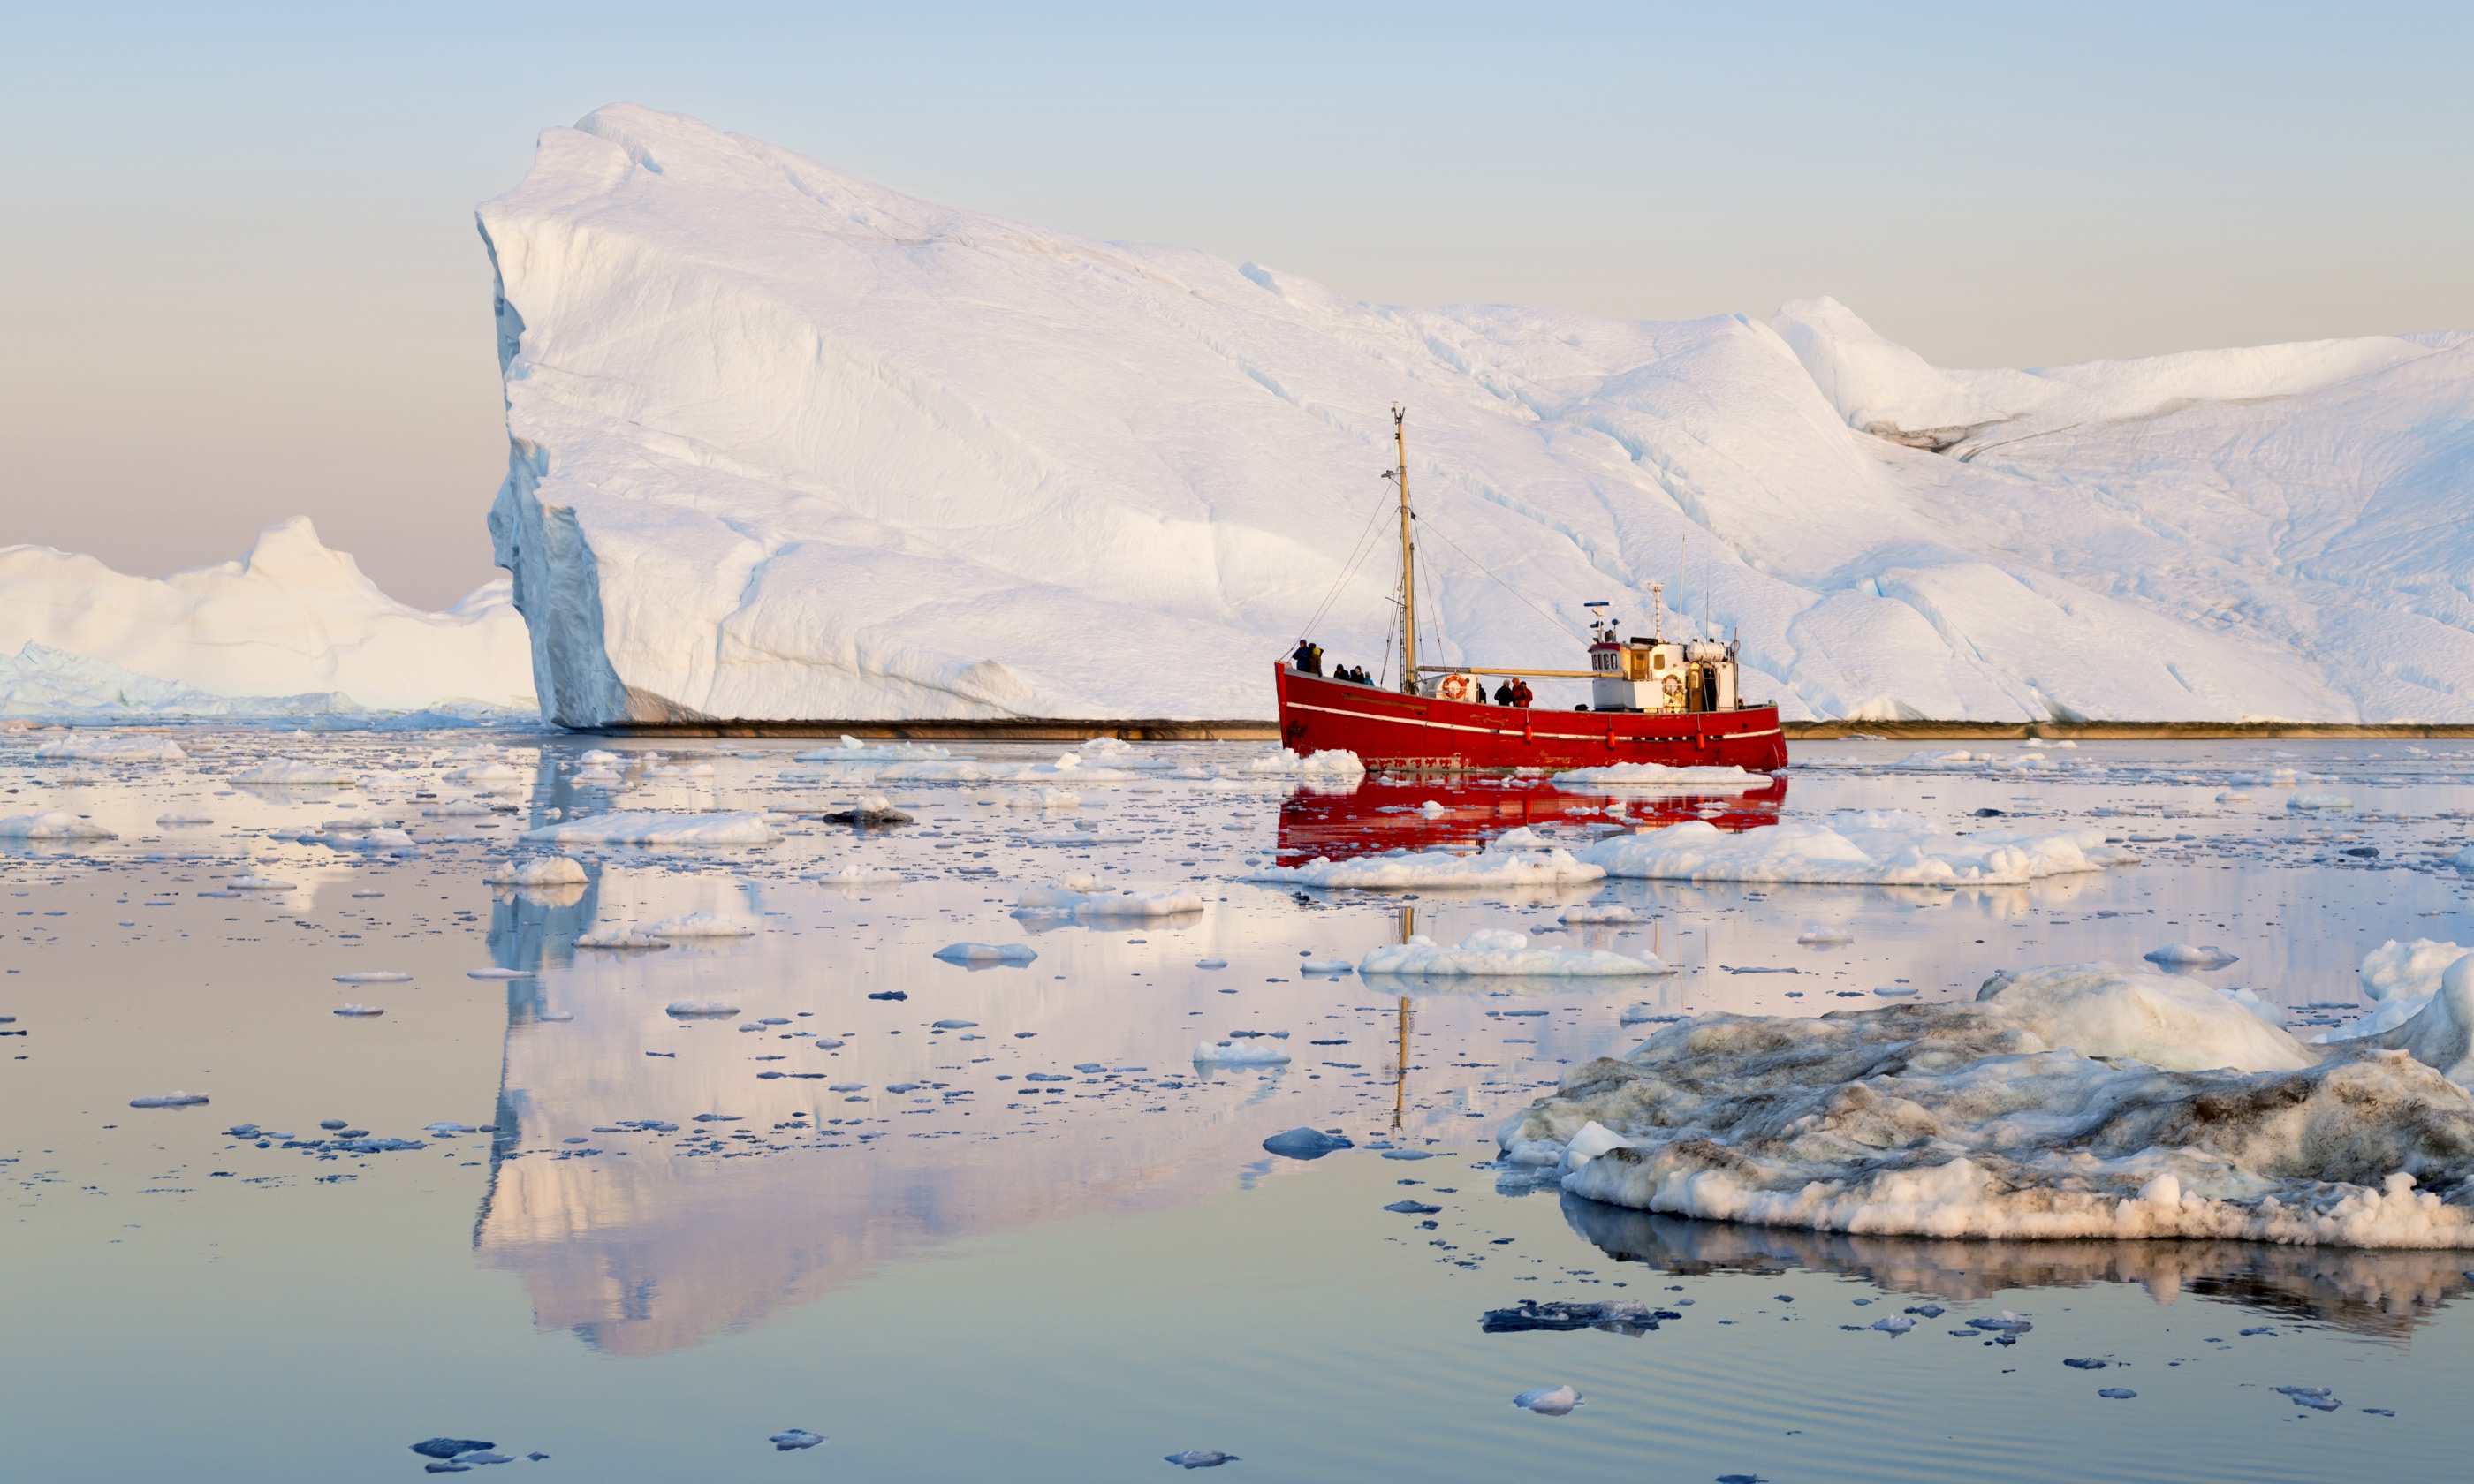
xmin=0 ymin=519 xmax=534 ymax=716
xmin=1500 ymin=964 xmax=2474 ymax=1247
xmin=479 ymin=102 xmax=2474 ymax=725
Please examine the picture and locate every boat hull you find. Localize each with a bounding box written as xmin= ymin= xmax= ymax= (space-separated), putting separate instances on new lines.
xmin=1274 ymin=664 xmax=1787 ymax=771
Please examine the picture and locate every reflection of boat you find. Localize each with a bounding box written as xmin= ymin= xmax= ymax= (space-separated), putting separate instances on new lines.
xmin=1275 ymin=773 xmax=1786 ymax=867
xmin=1276 ymin=407 xmax=1787 ymax=772
xmin=1557 ymin=1195 xmax=2474 ymax=1337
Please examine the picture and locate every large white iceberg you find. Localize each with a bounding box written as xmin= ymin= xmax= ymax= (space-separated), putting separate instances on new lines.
xmin=0 ymin=519 xmax=534 ymax=716
xmin=478 ymin=103 xmax=2474 ymax=725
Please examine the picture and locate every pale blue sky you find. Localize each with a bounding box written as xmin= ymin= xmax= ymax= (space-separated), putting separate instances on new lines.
xmin=3 ymin=0 xmax=2467 ymax=605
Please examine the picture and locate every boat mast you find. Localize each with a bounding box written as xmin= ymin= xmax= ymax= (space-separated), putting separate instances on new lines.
xmin=1391 ymin=405 xmax=1417 ymax=693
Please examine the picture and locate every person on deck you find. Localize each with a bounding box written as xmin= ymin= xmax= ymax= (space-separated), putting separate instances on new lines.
xmin=1291 ymin=640 xmax=1323 ymax=676
xmin=1491 ymin=679 xmax=1514 ymax=706
xmin=1511 ymin=678 xmax=1533 ymax=708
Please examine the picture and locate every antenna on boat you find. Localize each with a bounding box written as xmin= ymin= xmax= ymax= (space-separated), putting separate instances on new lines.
xmin=1384 ymin=405 xmax=1417 ymax=694
xmin=1648 ymin=581 xmax=1664 ymax=643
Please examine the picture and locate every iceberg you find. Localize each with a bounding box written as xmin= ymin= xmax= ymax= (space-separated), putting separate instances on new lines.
xmin=0 ymin=519 xmax=534 ymax=716
xmin=477 ymin=103 xmax=2474 ymax=726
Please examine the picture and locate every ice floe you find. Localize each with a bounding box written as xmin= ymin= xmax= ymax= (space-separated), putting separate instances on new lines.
xmin=664 ymin=1000 xmax=740 ymax=1018
xmin=0 ymin=811 xmax=117 ymax=840
xmin=231 ymin=758 xmax=358 ymax=785
xmin=934 ymin=942 xmax=1039 ymax=966
xmin=489 ymin=856 xmax=588 ymax=887
xmin=1013 ymin=877 xmax=1205 ymax=918
xmin=1512 ymin=1385 xmax=1582 ymax=1416
xmin=1577 ymin=810 xmax=2136 ymax=887
xmin=1500 ymin=962 xmax=2474 ymax=1246
xmin=1362 ymin=929 xmax=1673 ymax=978
xmin=1263 ymin=1128 xmax=1353 ymax=1159
xmin=1195 ymin=1040 xmax=1292 ymax=1065
xmin=643 ymin=912 xmax=757 ymax=939
xmin=33 ymin=733 xmax=187 ymax=761
xmin=2144 ymin=943 xmax=2240 ymax=969
xmin=129 ymin=1091 xmax=209 ymax=1108
xmin=1560 ymin=904 xmax=1641 ymax=925
xmin=523 ymin=810 xmax=784 ymax=846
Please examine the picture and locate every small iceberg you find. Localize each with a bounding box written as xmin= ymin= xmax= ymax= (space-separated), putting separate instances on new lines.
xmin=2144 ymin=943 xmax=2239 ymax=969
xmin=1361 ymin=929 xmax=1673 ymax=978
xmin=933 ymin=942 xmax=1038 ymax=966
xmin=1195 ymin=1040 xmax=1291 ymax=1065
xmin=130 ymin=1091 xmax=209 ymax=1108
xmin=664 ymin=1000 xmax=741 ymax=1018
xmin=1512 ymin=1385 xmax=1582 ymax=1415
xmin=489 ymin=856 xmax=587 ymax=887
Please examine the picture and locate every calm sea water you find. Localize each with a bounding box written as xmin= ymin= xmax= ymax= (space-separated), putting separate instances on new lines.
xmin=4 ymin=733 xmax=2468 ymax=1481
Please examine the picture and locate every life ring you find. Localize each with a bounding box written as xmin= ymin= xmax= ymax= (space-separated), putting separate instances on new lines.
xmin=1437 ymin=673 xmax=1479 ymax=703
xmin=1662 ymin=675 xmax=1685 ymax=700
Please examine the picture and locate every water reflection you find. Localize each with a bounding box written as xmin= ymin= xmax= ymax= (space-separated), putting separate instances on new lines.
xmin=1560 ymin=1195 xmax=2474 ymax=1337
xmin=1275 ymin=773 xmax=1787 ymax=863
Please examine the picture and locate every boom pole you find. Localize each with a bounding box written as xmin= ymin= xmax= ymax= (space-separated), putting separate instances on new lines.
xmin=1393 ymin=405 xmax=1418 ymax=694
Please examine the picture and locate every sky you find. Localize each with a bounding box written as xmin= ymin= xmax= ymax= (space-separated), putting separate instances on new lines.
xmin=2 ymin=0 xmax=2468 ymax=609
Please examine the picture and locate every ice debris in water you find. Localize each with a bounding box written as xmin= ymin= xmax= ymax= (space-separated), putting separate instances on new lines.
xmin=1552 ymin=762 xmax=1770 ymax=790
xmin=522 ymin=810 xmax=785 ymax=845
xmin=930 ymin=1018 xmax=979 ymax=1029
xmin=1499 ymin=961 xmax=2474 ymax=1246
xmin=2275 ymin=1386 xmax=2341 ymax=1411
xmin=231 ymin=758 xmax=358 ymax=785
xmin=1195 ymin=1040 xmax=1290 ymax=1065
xmin=333 ymin=971 xmax=412 ymax=983
xmin=488 ymin=856 xmax=587 ymax=887
xmin=1299 ymin=958 xmax=1354 ymax=974
xmin=770 ymin=1428 xmax=825 ymax=1450
xmin=34 ymin=733 xmax=187 ymax=761
xmin=645 ymin=912 xmax=757 ymax=938
xmin=821 ymin=794 xmax=911 ymax=824
xmin=1163 ymin=1450 xmax=1238 ymax=1469
xmin=227 ymin=874 xmax=296 ymax=890
xmin=1247 ymin=839 xmax=1603 ymax=890
xmin=1512 ymin=1385 xmax=1582 ymax=1415
xmin=933 ymin=942 xmax=1038 ymax=966
xmin=1559 ymin=904 xmax=1639 ymax=925
xmin=537 ymin=1011 xmax=573 ymax=1022
xmin=410 ymin=1439 xmax=495 ymax=1460
xmin=2288 ymin=792 xmax=2352 ymax=811
xmin=2098 ymin=1389 xmax=2137 ymax=1400
xmin=332 ymin=1004 xmax=384 ymax=1017
xmin=1871 ymin=1315 xmax=1914 ymax=1334
xmin=1262 ymin=1128 xmax=1353 ymax=1160
xmin=664 ymin=1000 xmax=741 ymax=1018
xmin=1195 ymin=958 xmax=1228 ymax=969
xmin=2144 ymin=943 xmax=2239 ymax=969
xmin=129 ymin=1091 xmax=209 ymax=1108
xmin=1013 ymin=877 xmax=1205 ymax=918
xmin=1383 ymin=1199 xmax=1443 ymax=1215
xmin=1577 ymin=810 xmax=2136 ymax=886
xmin=1795 ymin=924 xmax=1855 ymax=945
xmin=574 ymin=928 xmax=673 ymax=950
xmin=1362 ymin=929 xmax=1672 ymax=978
xmin=467 ymin=967 xmax=533 ymax=980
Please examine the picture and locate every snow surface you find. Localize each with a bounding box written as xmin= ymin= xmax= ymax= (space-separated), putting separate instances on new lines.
xmin=480 ymin=103 xmax=2474 ymax=724
xmin=1501 ymin=963 xmax=2474 ymax=1246
xmin=0 ymin=519 xmax=534 ymax=716
xmin=1577 ymin=810 xmax=2136 ymax=887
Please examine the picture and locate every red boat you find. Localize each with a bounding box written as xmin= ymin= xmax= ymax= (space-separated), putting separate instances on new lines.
xmin=1274 ymin=772 xmax=1788 ymax=866
xmin=1276 ymin=407 xmax=1789 ymax=774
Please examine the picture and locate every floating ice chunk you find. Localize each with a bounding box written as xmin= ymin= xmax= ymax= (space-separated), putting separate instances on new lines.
xmin=155 ymin=813 xmax=215 ymax=826
xmin=232 ymin=758 xmax=357 ymax=785
xmin=806 ymin=861 xmax=905 ymax=884
xmin=1239 ymin=746 xmax=1364 ymax=778
xmin=1195 ymin=958 xmax=1229 ymax=969
xmin=2288 ymin=792 xmax=2352 ymax=811
xmin=1580 ymin=811 xmax=2135 ymax=887
xmin=1552 ymin=762 xmax=1770 ymax=791
xmin=930 ymin=1018 xmax=980 ymax=1029
xmin=820 ymin=794 xmax=913 ymax=824
xmin=664 ymin=1000 xmax=741 ymax=1018
xmin=2144 ymin=943 xmax=2239 ymax=969
xmin=1362 ymin=929 xmax=1673 ymax=978
xmin=1299 ymin=958 xmax=1354 ymax=975
xmin=444 ymin=761 xmax=525 ymax=788
xmin=1248 ymin=845 xmax=1603 ymax=890
xmin=2274 ymin=1386 xmax=2341 ymax=1411
xmin=1195 ymin=1040 xmax=1291 ymax=1064
xmin=933 ymin=942 xmax=1037 ymax=966
xmin=571 ymin=767 xmax=623 ymax=785
xmin=1014 ymin=882 xmax=1205 ymax=917
xmin=522 ymin=810 xmax=784 ymax=845
xmin=34 ymin=733 xmax=187 ymax=761
xmin=411 ymin=1440 xmax=496 ymax=1460
xmin=467 ymin=967 xmax=534 ymax=980
xmin=2098 ymin=1388 xmax=2136 ymax=1400
xmin=2218 ymin=791 xmax=2253 ymax=803
xmin=1419 ymin=799 xmax=1448 ymax=818
xmin=1002 ymin=787 xmax=1081 ymax=810
xmin=129 ymin=1091 xmax=209 ymax=1108
xmin=574 ymin=929 xmax=673 ymax=950
xmin=333 ymin=1004 xmax=385 ymax=1016
xmin=770 ymin=1429 xmax=824 ymax=1451
xmin=794 ymin=736 xmax=955 ymax=763
xmin=1263 ymin=1127 xmax=1353 ymax=1159
xmin=0 ymin=811 xmax=116 ymax=840
xmin=1384 ymin=1199 xmax=1443 ymax=1214
xmin=1512 ymin=1385 xmax=1582 ymax=1415
xmin=1559 ymin=904 xmax=1640 ymax=925
xmin=1163 ymin=1450 xmax=1237 ymax=1469
xmin=489 ymin=856 xmax=587 ymax=887
xmin=1795 ymin=924 xmax=1855 ymax=945
xmin=226 ymin=874 xmax=296 ymax=890
xmin=1871 ymin=1315 xmax=1915 ymax=1334
xmin=334 ymin=971 xmax=413 ymax=983
xmin=646 ymin=912 xmax=758 ymax=939
xmin=538 ymin=1010 xmax=573 ymax=1021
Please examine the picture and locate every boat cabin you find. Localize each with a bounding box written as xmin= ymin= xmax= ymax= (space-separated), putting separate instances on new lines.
xmin=1587 ymin=633 xmax=1738 ymax=714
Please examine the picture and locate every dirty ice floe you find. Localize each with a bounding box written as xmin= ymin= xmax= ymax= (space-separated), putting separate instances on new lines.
xmin=770 ymin=1428 xmax=825 ymax=1451
xmin=231 ymin=758 xmax=357 ymax=785
xmin=819 ymin=793 xmax=913 ymax=824
xmin=1247 ymin=836 xmax=1604 ymax=890
xmin=934 ymin=942 xmax=1038 ymax=966
xmin=1014 ymin=877 xmax=1205 ymax=918
xmin=523 ymin=810 xmax=783 ymax=845
xmin=1263 ymin=1127 xmax=1354 ymax=1159
xmin=0 ymin=811 xmax=116 ymax=840
xmin=1195 ymin=1040 xmax=1292 ymax=1065
xmin=489 ymin=855 xmax=588 ymax=887
xmin=2144 ymin=943 xmax=2239 ymax=969
xmin=1502 ymin=962 xmax=2474 ymax=1246
xmin=1577 ymin=810 xmax=2135 ymax=887
xmin=1362 ymin=929 xmax=1673 ymax=978
xmin=664 ymin=1000 xmax=741 ymax=1018
xmin=33 ymin=733 xmax=187 ymax=761
xmin=1552 ymin=762 xmax=1770 ymax=791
